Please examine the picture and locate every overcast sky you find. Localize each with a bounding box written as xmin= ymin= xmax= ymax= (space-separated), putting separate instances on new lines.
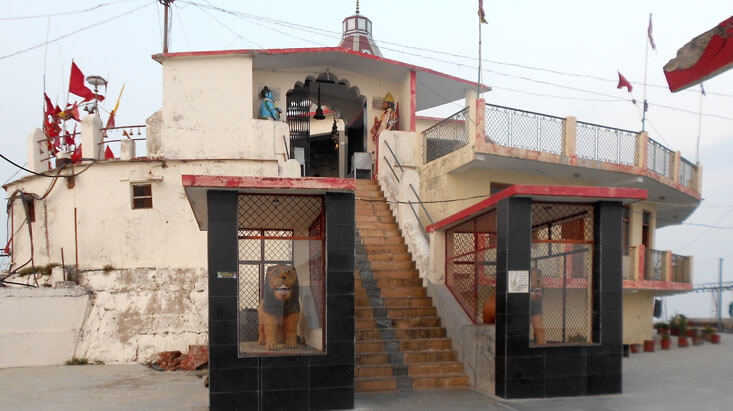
xmin=1 ymin=0 xmax=732 ymax=319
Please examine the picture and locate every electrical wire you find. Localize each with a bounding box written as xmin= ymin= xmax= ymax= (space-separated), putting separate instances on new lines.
xmin=0 ymin=2 xmax=151 ymax=61
xmin=194 ymin=1 xmax=263 ymax=48
xmin=0 ymin=0 xmax=137 ymax=21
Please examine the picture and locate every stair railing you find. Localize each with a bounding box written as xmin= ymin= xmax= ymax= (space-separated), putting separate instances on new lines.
xmin=383 ymin=140 xmax=434 ymax=237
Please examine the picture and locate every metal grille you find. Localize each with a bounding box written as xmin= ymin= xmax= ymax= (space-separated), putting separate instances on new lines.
xmin=647 ymin=137 xmax=675 ymax=179
xmin=671 ymin=253 xmax=690 ymax=283
xmin=237 ymin=194 xmax=325 ymax=348
xmin=678 ymin=158 xmax=698 ymax=191
xmin=424 ymin=107 xmax=469 ymax=162
xmin=530 ymin=203 xmax=594 ymax=345
xmin=645 ymin=248 xmax=664 ymax=281
xmin=575 ymin=121 xmax=637 ymax=165
xmin=287 ymin=86 xmax=311 ymax=176
xmin=484 ymin=103 xmax=563 ymax=154
xmin=445 ymin=210 xmax=497 ymax=324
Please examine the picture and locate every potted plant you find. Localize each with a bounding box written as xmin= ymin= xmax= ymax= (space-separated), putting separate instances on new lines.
xmin=654 ymin=322 xmax=669 ymax=336
xmin=702 ymin=325 xmax=715 ymax=342
xmin=710 ymin=332 xmax=722 ymax=344
xmin=660 ymin=333 xmax=671 ymax=350
xmin=643 ymin=339 xmax=655 ymax=352
xmin=692 ymin=328 xmax=704 ymax=346
xmin=630 ymin=343 xmax=642 ymax=353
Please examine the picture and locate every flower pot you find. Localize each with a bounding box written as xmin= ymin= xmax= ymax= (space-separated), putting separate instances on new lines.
xmin=710 ymin=333 xmax=721 ymax=344
xmin=660 ymin=338 xmax=671 ymax=350
xmin=686 ymin=329 xmax=695 ymax=337
xmin=482 ymin=293 xmax=496 ymax=325
xmin=630 ymin=343 xmax=642 ymax=353
xmin=643 ymin=340 xmax=655 ymax=352
xmin=678 ymin=336 xmax=689 ymax=347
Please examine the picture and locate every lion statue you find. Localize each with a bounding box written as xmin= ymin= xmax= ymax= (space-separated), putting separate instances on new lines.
xmin=258 ymin=264 xmax=300 ymax=350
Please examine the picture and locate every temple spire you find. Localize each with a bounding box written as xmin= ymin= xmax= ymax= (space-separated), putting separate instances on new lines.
xmin=338 ymin=2 xmax=382 ymax=56
xmin=356 ymin=0 xmax=360 ymax=14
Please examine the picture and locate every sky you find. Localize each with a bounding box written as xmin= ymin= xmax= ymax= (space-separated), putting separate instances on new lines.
xmin=1 ymin=0 xmax=732 ymax=320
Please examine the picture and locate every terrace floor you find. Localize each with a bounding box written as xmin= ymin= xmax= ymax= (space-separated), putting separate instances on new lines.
xmin=0 ymin=335 xmax=731 ymax=410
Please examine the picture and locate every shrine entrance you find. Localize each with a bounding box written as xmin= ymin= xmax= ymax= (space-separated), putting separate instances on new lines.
xmin=286 ymin=73 xmax=366 ymax=178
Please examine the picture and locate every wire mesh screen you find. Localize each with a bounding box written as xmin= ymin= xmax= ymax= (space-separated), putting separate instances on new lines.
xmin=645 ymin=248 xmax=664 ymax=281
xmin=678 ymin=158 xmax=698 ymax=191
xmin=647 ymin=137 xmax=675 ymax=179
xmin=484 ymin=103 xmax=563 ymax=154
xmin=530 ymin=203 xmax=594 ymax=345
xmin=575 ymin=122 xmax=637 ymax=165
xmin=424 ymin=107 xmax=469 ymax=162
xmin=671 ymin=253 xmax=690 ymax=283
xmin=445 ymin=209 xmax=497 ymax=323
xmin=237 ymin=194 xmax=325 ymax=354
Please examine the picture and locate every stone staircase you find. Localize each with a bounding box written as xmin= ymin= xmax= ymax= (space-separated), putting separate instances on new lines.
xmin=354 ymin=179 xmax=469 ymax=392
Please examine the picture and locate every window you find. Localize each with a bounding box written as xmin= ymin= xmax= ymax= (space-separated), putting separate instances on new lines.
xmin=131 ymin=184 xmax=153 ymax=209
xmin=23 ymin=197 xmax=35 ymax=222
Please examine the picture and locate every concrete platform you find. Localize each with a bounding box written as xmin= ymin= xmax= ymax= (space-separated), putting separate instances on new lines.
xmin=0 ymin=335 xmax=731 ymax=410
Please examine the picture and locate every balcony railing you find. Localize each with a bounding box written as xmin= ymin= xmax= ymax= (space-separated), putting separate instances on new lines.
xmin=423 ymin=107 xmax=468 ymax=162
xmin=484 ymin=103 xmax=563 ymax=154
xmin=671 ymin=254 xmax=691 ymax=283
xmin=679 ymin=158 xmax=699 ymax=191
xmin=645 ymin=248 xmax=665 ymax=281
xmin=622 ymin=246 xmax=691 ymax=287
xmin=647 ymin=137 xmax=675 ymax=179
xmin=576 ymin=121 xmax=637 ymax=166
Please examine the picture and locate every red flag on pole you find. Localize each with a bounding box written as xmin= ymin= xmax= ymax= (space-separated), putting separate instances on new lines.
xmin=69 ymin=61 xmax=95 ymax=101
xmin=617 ymin=72 xmax=633 ymax=92
xmin=648 ymin=14 xmax=656 ymax=50
xmin=664 ymin=16 xmax=733 ymax=92
xmin=104 ymin=146 xmax=114 ymax=160
xmin=71 ymin=144 xmax=82 ymax=163
xmin=478 ymin=0 xmax=488 ymax=24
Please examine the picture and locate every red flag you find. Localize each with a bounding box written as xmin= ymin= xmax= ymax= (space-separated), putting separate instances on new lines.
xmin=69 ymin=61 xmax=95 ymax=101
xmin=104 ymin=146 xmax=114 ymax=160
xmin=664 ymin=16 xmax=733 ymax=92
xmin=478 ymin=0 xmax=488 ymax=24
xmin=648 ymin=14 xmax=656 ymax=50
xmin=617 ymin=72 xmax=633 ymax=92
xmin=43 ymin=93 xmax=59 ymax=118
xmin=71 ymin=144 xmax=82 ymax=163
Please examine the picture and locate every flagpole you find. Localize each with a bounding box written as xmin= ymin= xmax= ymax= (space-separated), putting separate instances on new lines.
xmin=696 ymin=86 xmax=704 ymax=164
xmin=642 ymin=13 xmax=651 ymax=132
xmin=477 ymin=11 xmax=482 ymax=96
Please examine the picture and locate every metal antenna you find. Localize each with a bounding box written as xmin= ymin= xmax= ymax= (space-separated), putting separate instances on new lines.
xmin=158 ymin=0 xmax=175 ymax=53
xmin=356 ymin=0 xmax=360 ymax=14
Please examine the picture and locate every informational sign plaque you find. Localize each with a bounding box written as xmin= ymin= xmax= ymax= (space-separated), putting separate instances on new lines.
xmin=508 ymin=270 xmax=529 ymax=293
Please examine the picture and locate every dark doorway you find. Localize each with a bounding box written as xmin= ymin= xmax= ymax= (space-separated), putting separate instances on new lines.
xmin=309 ymin=134 xmax=339 ymax=177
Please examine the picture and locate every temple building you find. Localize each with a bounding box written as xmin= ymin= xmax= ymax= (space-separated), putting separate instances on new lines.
xmin=1 ymin=2 xmax=700 ymax=405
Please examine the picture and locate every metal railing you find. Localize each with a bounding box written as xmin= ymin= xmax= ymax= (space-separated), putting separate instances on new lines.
xmin=671 ymin=253 xmax=691 ymax=283
xmin=383 ymin=140 xmax=434 ymax=236
xmin=576 ymin=121 xmax=637 ymax=165
xmin=484 ymin=103 xmax=563 ymax=154
xmin=99 ymin=125 xmax=147 ymax=159
xmin=647 ymin=137 xmax=675 ymax=179
xmin=645 ymin=248 xmax=665 ymax=281
xmin=678 ymin=158 xmax=698 ymax=191
xmin=424 ymin=107 xmax=469 ymax=162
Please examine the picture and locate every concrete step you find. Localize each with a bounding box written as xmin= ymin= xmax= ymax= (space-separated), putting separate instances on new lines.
xmin=404 ymin=350 xmax=457 ymax=364
xmin=356 ymin=352 xmax=390 ymax=365
xmin=356 ymin=327 xmax=447 ymax=341
xmin=360 ymin=236 xmax=404 ymax=246
xmin=355 ymin=364 xmax=394 ymax=378
xmin=368 ymin=261 xmax=415 ymax=271
xmin=392 ymin=316 xmax=441 ymax=328
xmin=411 ymin=374 xmax=470 ymax=390
xmin=379 ymin=287 xmax=426 ymax=298
xmin=408 ymin=362 xmax=464 ymax=376
xmin=355 ymin=278 xmax=422 ymax=289
xmin=354 ymin=377 xmax=399 ymax=392
xmin=368 ymin=270 xmax=420 ymax=279
xmin=357 ymin=338 xmax=453 ymax=353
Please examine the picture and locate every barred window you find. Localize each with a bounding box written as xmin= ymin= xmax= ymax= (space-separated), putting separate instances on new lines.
xmin=131 ymin=184 xmax=153 ymax=209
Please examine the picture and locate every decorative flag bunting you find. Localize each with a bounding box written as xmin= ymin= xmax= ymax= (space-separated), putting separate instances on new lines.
xmin=478 ymin=0 xmax=488 ymax=24
xmin=648 ymin=14 xmax=656 ymax=50
xmin=664 ymin=16 xmax=733 ymax=92
xmin=71 ymin=144 xmax=82 ymax=163
xmin=617 ymin=72 xmax=633 ymax=92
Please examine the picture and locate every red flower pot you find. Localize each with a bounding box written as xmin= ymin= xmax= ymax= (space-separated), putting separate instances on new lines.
xmin=711 ymin=333 xmax=721 ymax=344
xmin=660 ymin=338 xmax=671 ymax=350
xmin=678 ymin=336 xmax=689 ymax=347
xmin=643 ymin=340 xmax=655 ymax=352
xmin=630 ymin=343 xmax=642 ymax=353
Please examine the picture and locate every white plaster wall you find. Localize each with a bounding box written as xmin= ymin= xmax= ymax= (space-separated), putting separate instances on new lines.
xmin=74 ymin=268 xmax=207 ymax=363
xmin=0 ymin=287 xmax=90 ymax=368
xmin=5 ymin=158 xmax=280 ymax=271
xmin=623 ymin=291 xmax=655 ymax=344
xmin=159 ymin=55 xmax=256 ymax=159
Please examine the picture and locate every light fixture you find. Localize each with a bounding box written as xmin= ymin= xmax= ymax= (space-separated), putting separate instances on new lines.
xmin=313 ymin=83 xmax=326 ymax=120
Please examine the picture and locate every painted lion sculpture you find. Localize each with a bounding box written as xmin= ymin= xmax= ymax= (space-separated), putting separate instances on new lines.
xmin=258 ymin=264 xmax=300 ymax=350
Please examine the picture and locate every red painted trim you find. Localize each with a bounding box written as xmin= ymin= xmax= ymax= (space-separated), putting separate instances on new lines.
xmin=181 ymin=175 xmax=355 ymax=191
xmin=152 ymin=47 xmax=489 ymax=91
xmin=622 ymin=279 xmax=692 ymax=291
xmin=410 ymin=70 xmax=417 ymax=132
xmin=426 ymin=185 xmax=647 ymax=233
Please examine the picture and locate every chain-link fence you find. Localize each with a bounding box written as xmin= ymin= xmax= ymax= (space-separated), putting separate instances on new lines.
xmin=237 ymin=194 xmax=325 ymax=352
xmin=647 ymin=137 xmax=675 ymax=179
xmin=445 ymin=209 xmax=497 ymax=324
xmin=424 ymin=107 xmax=469 ymax=162
xmin=671 ymin=253 xmax=690 ymax=283
xmin=678 ymin=158 xmax=698 ymax=191
xmin=644 ymin=248 xmax=665 ymax=281
xmin=576 ymin=121 xmax=637 ymax=165
xmin=484 ymin=103 xmax=563 ymax=154
xmin=530 ymin=203 xmax=594 ymax=345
